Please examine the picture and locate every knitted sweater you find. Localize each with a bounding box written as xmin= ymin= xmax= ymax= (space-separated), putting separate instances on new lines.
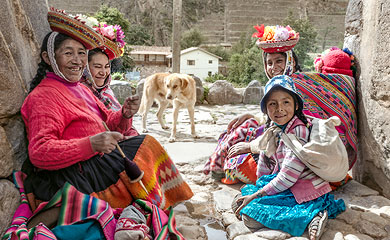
xmin=21 ymin=74 xmax=133 ymax=171
xmin=250 ymin=116 xmax=331 ymax=204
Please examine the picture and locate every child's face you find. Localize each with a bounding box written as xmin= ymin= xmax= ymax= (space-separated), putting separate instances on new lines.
xmin=266 ymin=89 xmax=297 ymax=125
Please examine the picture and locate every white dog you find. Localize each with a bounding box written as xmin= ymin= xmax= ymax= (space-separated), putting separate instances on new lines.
xmin=138 ymin=72 xmax=197 ymax=142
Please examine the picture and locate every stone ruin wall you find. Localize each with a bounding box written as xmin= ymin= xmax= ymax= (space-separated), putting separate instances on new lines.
xmin=2 ymin=0 xmax=390 ymax=237
xmin=48 ymin=0 xmax=348 ymax=50
xmin=344 ymin=0 xmax=390 ymax=197
xmin=0 ymin=0 xmax=50 ymax=236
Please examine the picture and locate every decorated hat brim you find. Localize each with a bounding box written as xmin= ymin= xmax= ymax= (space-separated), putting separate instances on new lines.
xmin=48 ymin=9 xmax=104 ymax=50
xmin=100 ymin=37 xmax=123 ymax=60
xmin=258 ymin=37 xmax=299 ymax=53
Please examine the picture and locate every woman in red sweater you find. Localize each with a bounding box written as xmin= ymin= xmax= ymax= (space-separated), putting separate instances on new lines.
xmin=21 ymin=10 xmax=192 ymax=210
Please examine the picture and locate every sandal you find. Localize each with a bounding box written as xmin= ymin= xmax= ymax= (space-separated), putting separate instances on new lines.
xmin=308 ymin=210 xmax=328 ymax=240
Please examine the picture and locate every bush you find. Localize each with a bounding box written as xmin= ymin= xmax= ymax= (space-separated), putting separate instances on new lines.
xmin=204 ymin=73 xmax=226 ymax=83
xmin=283 ymin=11 xmax=318 ymax=71
xmin=181 ymin=28 xmax=206 ymax=49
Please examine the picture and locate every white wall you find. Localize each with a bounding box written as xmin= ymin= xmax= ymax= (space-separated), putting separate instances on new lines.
xmin=180 ymin=50 xmax=219 ymax=80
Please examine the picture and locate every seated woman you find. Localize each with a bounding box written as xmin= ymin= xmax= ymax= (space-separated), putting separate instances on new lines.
xmin=21 ymin=10 xmax=193 ymax=212
xmin=231 ymin=75 xmax=346 ymax=240
xmin=204 ymin=25 xmax=302 ymax=184
xmin=204 ymin=24 xmax=357 ymax=186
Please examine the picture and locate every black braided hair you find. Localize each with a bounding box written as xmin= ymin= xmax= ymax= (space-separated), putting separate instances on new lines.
xmin=29 ymin=32 xmax=72 ymax=92
xmin=291 ymin=49 xmax=302 ymax=72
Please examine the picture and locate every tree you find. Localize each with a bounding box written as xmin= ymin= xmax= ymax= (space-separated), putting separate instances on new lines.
xmin=94 ymin=5 xmax=130 ymax=33
xmin=180 ymin=28 xmax=206 ymax=49
xmin=283 ymin=11 xmax=318 ymax=71
xmin=204 ymin=45 xmax=231 ymax=62
xmin=227 ymin=44 xmax=266 ymax=86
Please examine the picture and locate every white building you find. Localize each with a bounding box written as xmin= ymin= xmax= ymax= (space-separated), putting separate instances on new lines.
xmin=167 ymin=47 xmax=221 ymax=80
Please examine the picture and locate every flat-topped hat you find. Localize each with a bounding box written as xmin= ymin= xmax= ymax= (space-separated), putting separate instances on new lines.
xmin=252 ymin=24 xmax=299 ymax=53
xmin=47 ymin=8 xmax=104 ymax=50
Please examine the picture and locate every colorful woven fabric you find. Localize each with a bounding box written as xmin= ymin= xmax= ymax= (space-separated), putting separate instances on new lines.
xmin=47 ymin=8 xmax=103 ymax=50
xmin=127 ymin=135 xmax=193 ymax=210
xmin=204 ymin=118 xmax=261 ymax=174
xmin=292 ymin=72 xmax=357 ymax=168
xmin=132 ymin=199 xmax=185 ymax=240
xmin=3 ymin=172 xmax=116 ymax=240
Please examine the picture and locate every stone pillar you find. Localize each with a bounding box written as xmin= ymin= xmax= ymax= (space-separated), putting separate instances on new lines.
xmin=344 ymin=0 xmax=390 ymax=196
xmin=0 ymin=0 xmax=49 ymax=236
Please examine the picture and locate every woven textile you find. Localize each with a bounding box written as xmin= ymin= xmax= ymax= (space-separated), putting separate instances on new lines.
xmin=204 ymin=118 xmax=261 ymax=174
xmin=292 ymin=72 xmax=357 ymax=168
xmin=127 ymin=135 xmax=193 ymax=210
xmin=3 ymin=172 xmax=116 ymax=240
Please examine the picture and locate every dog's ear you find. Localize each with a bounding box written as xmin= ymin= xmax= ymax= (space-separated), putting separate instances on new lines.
xmin=181 ymin=76 xmax=189 ymax=89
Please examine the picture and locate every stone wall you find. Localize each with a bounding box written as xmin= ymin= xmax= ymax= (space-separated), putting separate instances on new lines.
xmin=47 ymin=0 xmax=347 ymax=50
xmin=344 ymin=0 xmax=390 ymax=197
xmin=0 ymin=0 xmax=49 ymax=236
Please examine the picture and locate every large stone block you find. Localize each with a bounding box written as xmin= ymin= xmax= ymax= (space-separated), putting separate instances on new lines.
xmin=206 ymin=80 xmax=242 ymax=105
xmin=243 ymin=80 xmax=263 ymax=105
xmin=0 ymin=179 xmax=20 ymax=237
xmin=345 ymin=0 xmax=390 ymax=197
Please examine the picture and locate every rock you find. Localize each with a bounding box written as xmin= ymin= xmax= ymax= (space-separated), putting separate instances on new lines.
xmin=321 ymin=231 xmax=344 ymax=240
xmin=356 ymin=220 xmax=388 ymax=238
xmin=136 ymin=78 xmax=145 ymax=98
xmin=222 ymin=212 xmax=238 ymax=227
xmin=336 ymin=207 xmax=361 ymax=225
xmin=2 ymin=116 xmax=27 ymax=172
xmin=234 ymin=233 xmax=268 ymax=240
xmin=344 ymin=234 xmax=375 ymax=240
xmin=206 ymin=80 xmax=242 ymax=105
xmin=110 ymin=80 xmax=135 ymax=104
xmin=255 ymin=228 xmax=291 ymax=239
xmin=193 ymin=76 xmax=204 ymax=104
xmin=213 ymin=188 xmax=239 ymax=212
xmin=243 ymin=80 xmax=263 ymax=104
xmin=0 ymin=180 xmax=20 ymax=237
xmin=0 ymin=127 xmax=15 ymax=178
xmin=226 ymin=221 xmax=251 ymax=239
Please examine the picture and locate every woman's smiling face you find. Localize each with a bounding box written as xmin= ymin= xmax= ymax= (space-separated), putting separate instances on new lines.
xmin=266 ymin=88 xmax=296 ymax=125
xmin=266 ymin=53 xmax=286 ymax=78
xmin=89 ymin=52 xmax=110 ymax=87
xmin=55 ymin=39 xmax=87 ymax=82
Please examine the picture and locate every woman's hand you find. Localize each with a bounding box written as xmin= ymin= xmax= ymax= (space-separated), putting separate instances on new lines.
xmin=90 ymin=131 xmax=124 ymax=153
xmin=227 ymin=113 xmax=255 ymax=132
xmin=122 ymin=95 xmax=140 ymax=119
xmin=234 ymin=192 xmax=259 ymax=219
xmin=227 ymin=142 xmax=251 ymax=158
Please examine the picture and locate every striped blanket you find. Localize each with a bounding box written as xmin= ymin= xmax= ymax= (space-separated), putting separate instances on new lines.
xmin=3 ymin=171 xmax=186 ymax=240
xmin=292 ymin=72 xmax=357 ymax=168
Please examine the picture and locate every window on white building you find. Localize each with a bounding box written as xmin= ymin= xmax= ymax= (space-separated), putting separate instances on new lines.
xmin=187 ymin=60 xmax=195 ymax=65
xmin=209 ymin=60 xmax=213 ymax=64
xmin=208 ymin=71 xmax=212 ymax=76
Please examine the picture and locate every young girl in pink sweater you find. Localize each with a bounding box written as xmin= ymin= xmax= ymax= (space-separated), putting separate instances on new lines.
xmin=230 ymin=75 xmax=345 ymax=240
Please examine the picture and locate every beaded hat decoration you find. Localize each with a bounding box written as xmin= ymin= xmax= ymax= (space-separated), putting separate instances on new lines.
xmin=94 ymin=23 xmax=126 ymax=60
xmin=252 ymin=24 xmax=300 ymax=53
xmin=47 ymin=8 xmax=104 ymax=50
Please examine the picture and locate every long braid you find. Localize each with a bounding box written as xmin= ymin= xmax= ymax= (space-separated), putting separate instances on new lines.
xmin=29 ymin=60 xmax=51 ymax=92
